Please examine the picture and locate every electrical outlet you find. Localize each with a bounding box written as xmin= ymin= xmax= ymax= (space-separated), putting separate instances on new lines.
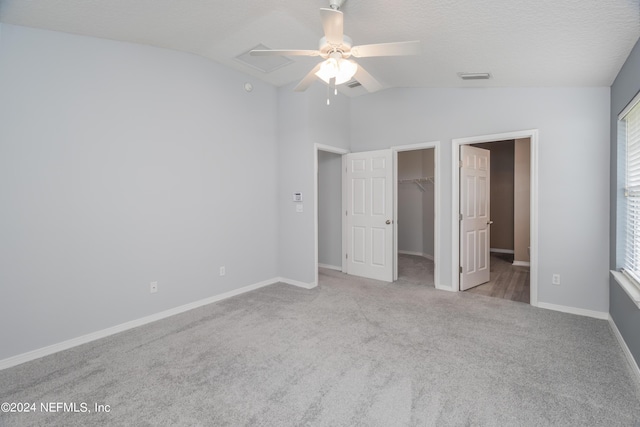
xmin=150 ymin=281 xmax=158 ymax=293
xmin=552 ymin=274 xmax=560 ymax=286
xmin=219 ymin=266 xmax=226 ymax=276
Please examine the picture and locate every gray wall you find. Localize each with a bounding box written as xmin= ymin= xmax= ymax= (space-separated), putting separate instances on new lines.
xmin=318 ymin=150 xmax=342 ymax=268
xmin=350 ymin=87 xmax=610 ymax=313
xmin=422 ymin=149 xmax=435 ymax=258
xmin=610 ymin=36 xmax=640 ymax=366
xmin=277 ymin=83 xmax=350 ymax=285
xmin=514 ymin=138 xmax=531 ymax=263
xmin=0 ymin=24 xmax=279 ymax=360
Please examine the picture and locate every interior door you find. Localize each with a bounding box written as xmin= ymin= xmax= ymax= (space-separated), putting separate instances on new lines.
xmin=460 ymin=145 xmax=491 ymax=290
xmin=345 ymin=149 xmax=393 ymax=282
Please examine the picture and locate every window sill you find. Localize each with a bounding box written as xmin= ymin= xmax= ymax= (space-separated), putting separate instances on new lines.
xmin=611 ymin=270 xmax=640 ymax=309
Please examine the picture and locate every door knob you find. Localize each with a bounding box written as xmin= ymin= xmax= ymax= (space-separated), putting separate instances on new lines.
xmin=487 ymin=220 xmax=494 ymax=225
xmin=386 ymin=220 xmax=391 ymax=224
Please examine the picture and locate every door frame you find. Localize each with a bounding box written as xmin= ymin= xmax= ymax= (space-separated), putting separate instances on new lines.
xmin=451 ymin=130 xmax=539 ymax=306
xmin=392 ymin=141 xmax=442 ymax=288
xmin=314 ymin=143 xmax=350 ymax=287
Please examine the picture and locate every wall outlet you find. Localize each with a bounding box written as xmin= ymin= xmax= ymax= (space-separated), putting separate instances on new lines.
xmin=150 ymin=281 xmax=158 ymax=293
xmin=552 ymin=274 xmax=560 ymax=286
xmin=219 ymin=266 xmax=226 ymax=276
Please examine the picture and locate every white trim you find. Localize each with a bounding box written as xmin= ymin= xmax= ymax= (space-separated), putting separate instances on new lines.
xmin=610 ymin=270 xmax=640 ymax=308
xmin=318 ymin=263 xmax=342 ymax=271
xmin=277 ymin=276 xmax=317 ymax=290
xmin=0 ymin=277 xmax=283 ymax=371
xmin=314 ymin=143 xmax=350 ymax=288
xmin=393 ymin=150 xmax=398 ymax=281
xmin=392 ymin=141 xmax=441 ymax=288
xmin=536 ymin=301 xmax=609 ymax=320
xmin=398 ymin=250 xmax=434 ymax=261
xmin=398 ymin=250 xmax=424 ymax=256
xmin=490 ymin=248 xmax=515 ymax=254
xmin=512 ymin=261 xmax=531 ymax=267
xmin=451 ymin=130 xmax=539 ymax=307
xmin=618 ymin=89 xmax=640 ymax=120
xmin=608 ymin=315 xmax=640 ymax=384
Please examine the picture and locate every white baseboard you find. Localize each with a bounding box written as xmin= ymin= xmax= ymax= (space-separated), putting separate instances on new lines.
xmin=277 ymin=277 xmax=317 ymax=290
xmin=512 ymin=260 xmax=530 ymax=267
xmin=490 ymin=248 xmax=515 ymax=254
xmin=536 ymin=301 xmax=609 ymax=320
xmin=608 ymin=315 xmax=640 ymax=385
xmin=0 ymin=277 xmax=289 ymax=371
xmin=398 ymin=250 xmax=434 ymax=261
xmin=318 ymin=263 xmax=342 ymax=271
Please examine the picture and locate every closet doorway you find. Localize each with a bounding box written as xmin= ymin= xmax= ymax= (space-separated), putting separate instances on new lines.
xmin=393 ymin=142 xmax=441 ymax=288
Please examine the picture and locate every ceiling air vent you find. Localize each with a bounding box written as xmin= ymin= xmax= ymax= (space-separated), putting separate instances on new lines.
xmin=235 ymin=44 xmax=293 ymax=73
xmin=457 ymin=72 xmax=492 ymax=80
xmin=347 ymin=80 xmax=362 ymax=88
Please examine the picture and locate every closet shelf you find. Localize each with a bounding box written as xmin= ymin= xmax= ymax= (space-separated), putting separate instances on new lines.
xmin=398 ymin=177 xmax=434 ymax=192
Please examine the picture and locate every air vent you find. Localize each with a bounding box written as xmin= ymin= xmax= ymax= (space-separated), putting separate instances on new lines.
xmin=235 ymin=44 xmax=293 ymax=73
xmin=457 ymin=72 xmax=492 ymax=80
xmin=347 ymin=80 xmax=362 ymax=88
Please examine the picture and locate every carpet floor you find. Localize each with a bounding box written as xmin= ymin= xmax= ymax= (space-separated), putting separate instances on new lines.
xmin=1 ymin=269 xmax=639 ymax=426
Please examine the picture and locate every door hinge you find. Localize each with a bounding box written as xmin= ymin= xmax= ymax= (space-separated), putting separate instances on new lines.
xmin=459 ymin=160 xmax=463 ymax=168
xmin=346 ymin=253 xmax=348 ymax=259
xmin=459 ymin=213 xmax=463 ymax=221
xmin=459 ymin=266 xmax=463 ymax=274
xmin=345 ymin=210 xmax=348 ymax=216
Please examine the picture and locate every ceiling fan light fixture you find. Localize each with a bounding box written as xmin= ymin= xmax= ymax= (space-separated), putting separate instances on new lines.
xmin=315 ymin=58 xmax=358 ymax=85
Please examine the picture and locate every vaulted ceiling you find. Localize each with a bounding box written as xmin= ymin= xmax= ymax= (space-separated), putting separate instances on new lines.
xmin=1 ymin=0 xmax=639 ymax=96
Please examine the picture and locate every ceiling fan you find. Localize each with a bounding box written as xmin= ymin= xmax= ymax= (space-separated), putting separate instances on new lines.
xmin=250 ymin=0 xmax=420 ymax=96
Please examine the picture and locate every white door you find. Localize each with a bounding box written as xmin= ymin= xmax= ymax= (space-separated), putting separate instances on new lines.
xmin=460 ymin=145 xmax=491 ymax=290
xmin=345 ymin=150 xmax=393 ymax=282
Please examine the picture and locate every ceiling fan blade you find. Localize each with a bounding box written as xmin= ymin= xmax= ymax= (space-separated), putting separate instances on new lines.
xmin=320 ymin=8 xmax=344 ymax=45
xmin=353 ymin=64 xmax=383 ymax=93
xmin=351 ymin=40 xmax=421 ymax=58
xmin=294 ymin=62 xmax=323 ymax=92
xmin=250 ymin=49 xmax=320 ymax=57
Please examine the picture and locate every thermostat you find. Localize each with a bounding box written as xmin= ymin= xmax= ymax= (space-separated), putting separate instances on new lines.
xmin=293 ymin=192 xmax=303 ymax=202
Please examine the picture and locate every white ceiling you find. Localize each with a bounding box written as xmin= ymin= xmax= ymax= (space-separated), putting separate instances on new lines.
xmin=1 ymin=0 xmax=639 ymax=96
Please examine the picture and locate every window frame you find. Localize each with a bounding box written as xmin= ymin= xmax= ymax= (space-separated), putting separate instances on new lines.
xmin=615 ymin=90 xmax=640 ymax=307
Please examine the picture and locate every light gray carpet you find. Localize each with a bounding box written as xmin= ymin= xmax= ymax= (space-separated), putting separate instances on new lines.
xmin=1 ymin=269 xmax=639 ymax=426
xmin=397 ymin=253 xmax=435 ymax=286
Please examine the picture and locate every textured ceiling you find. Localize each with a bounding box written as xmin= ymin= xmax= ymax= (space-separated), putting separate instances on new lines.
xmin=1 ymin=0 xmax=639 ymax=95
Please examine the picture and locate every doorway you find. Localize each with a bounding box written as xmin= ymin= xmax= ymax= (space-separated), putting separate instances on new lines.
xmin=397 ymin=148 xmax=436 ymax=286
xmin=452 ymin=130 xmax=538 ymax=306
xmin=466 ymin=139 xmax=530 ymax=303
xmin=315 ymin=144 xmax=349 ymax=287
xmin=393 ymin=141 xmax=441 ymax=288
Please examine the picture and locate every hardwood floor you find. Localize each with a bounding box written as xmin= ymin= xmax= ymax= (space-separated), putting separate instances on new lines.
xmin=397 ymin=252 xmax=530 ymax=303
xmin=466 ymin=252 xmax=530 ymax=304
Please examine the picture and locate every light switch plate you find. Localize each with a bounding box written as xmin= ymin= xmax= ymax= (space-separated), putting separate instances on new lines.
xmin=296 ymin=204 xmax=303 ymax=213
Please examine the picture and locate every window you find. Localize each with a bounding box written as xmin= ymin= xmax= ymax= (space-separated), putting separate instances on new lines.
xmin=621 ymin=92 xmax=640 ymax=290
